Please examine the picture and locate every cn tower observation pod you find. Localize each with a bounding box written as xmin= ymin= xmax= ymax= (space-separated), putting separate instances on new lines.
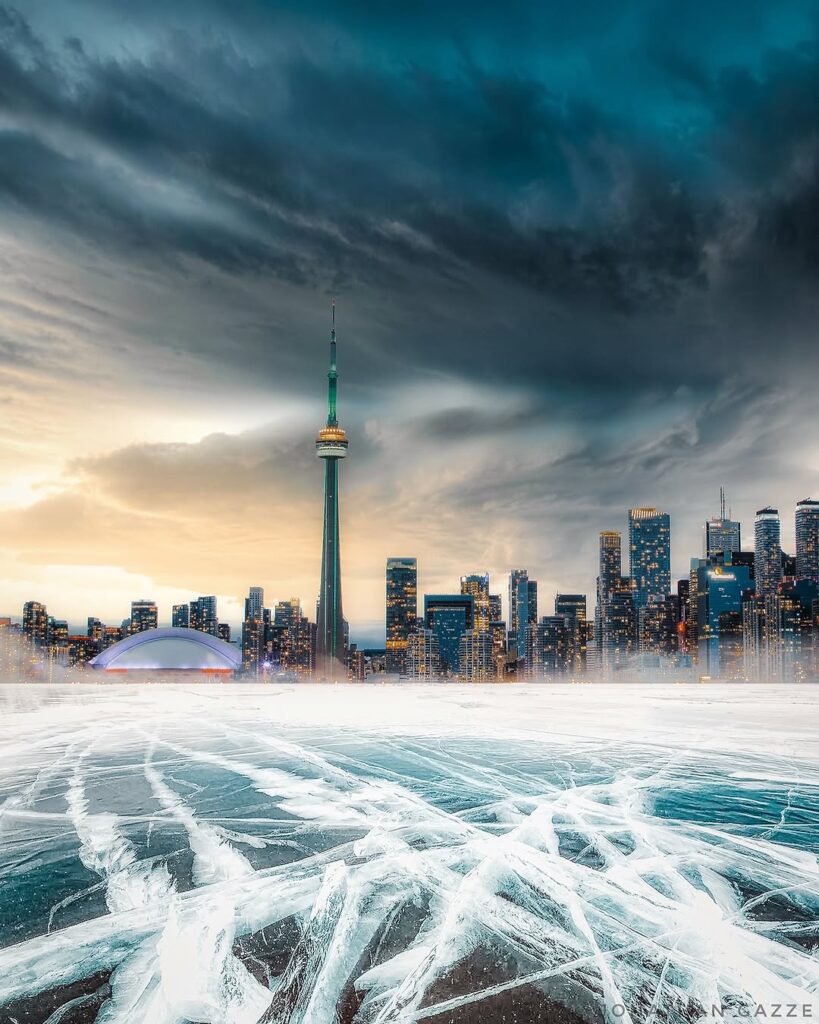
xmin=89 ymin=626 xmax=241 ymax=674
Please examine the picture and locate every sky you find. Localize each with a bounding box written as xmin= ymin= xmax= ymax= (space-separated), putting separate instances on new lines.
xmin=0 ymin=1 xmax=818 ymax=645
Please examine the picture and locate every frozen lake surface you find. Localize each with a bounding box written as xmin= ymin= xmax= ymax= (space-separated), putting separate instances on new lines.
xmin=0 ymin=682 xmax=818 ymax=1023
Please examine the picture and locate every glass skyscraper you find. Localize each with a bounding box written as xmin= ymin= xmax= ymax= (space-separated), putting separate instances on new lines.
xmin=386 ymin=557 xmax=418 ymax=673
xmin=424 ymin=594 xmax=474 ymax=675
xmin=694 ymin=559 xmax=752 ymax=678
xmin=754 ymin=507 xmax=782 ymax=598
xmin=460 ymin=573 xmax=490 ymax=632
xmin=508 ymin=569 xmax=527 ymax=654
xmin=796 ymin=498 xmax=819 ymax=585
xmin=628 ymin=507 xmax=671 ymax=608
xmin=704 ymin=518 xmax=741 ymax=558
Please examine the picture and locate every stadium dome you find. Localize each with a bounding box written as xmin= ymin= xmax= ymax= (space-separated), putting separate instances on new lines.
xmin=89 ymin=626 xmax=241 ymax=673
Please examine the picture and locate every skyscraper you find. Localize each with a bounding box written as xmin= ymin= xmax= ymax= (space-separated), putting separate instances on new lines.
xmin=527 ymin=580 xmax=538 ymax=625
xmin=386 ymin=558 xmax=418 ymax=673
xmin=796 ymin=498 xmax=819 ymax=585
xmin=594 ymin=531 xmax=636 ymax=673
xmin=242 ymin=586 xmax=266 ymax=671
xmin=190 ymin=596 xmax=218 ymax=635
xmin=694 ymin=557 xmax=752 ymax=678
xmin=22 ymin=601 xmax=48 ymax=647
xmin=130 ymin=600 xmax=158 ymax=634
xmin=754 ymin=507 xmax=782 ymax=599
xmin=246 ymin=586 xmax=264 ymax=621
xmin=315 ymin=301 xmax=348 ymax=677
xmin=460 ymin=574 xmax=492 ymax=679
xmin=508 ymin=569 xmax=529 ymax=658
xmin=555 ymin=593 xmax=587 ymax=673
xmin=704 ymin=488 xmax=741 ymax=558
xmin=628 ymin=507 xmax=671 ymax=608
xmin=460 ymin=573 xmax=490 ymax=632
xmin=598 ymin=532 xmax=621 ymax=601
xmin=538 ymin=616 xmax=569 ymax=675
xmin=406 ymin=628 xmax=440 ymax=679
xmin=424 ymin=594 xmax=474 ymax=675
xmin=275 ymin=598 xmax=314 ymax=673
xmin=172 ymin=604 xmax=189 ymax=628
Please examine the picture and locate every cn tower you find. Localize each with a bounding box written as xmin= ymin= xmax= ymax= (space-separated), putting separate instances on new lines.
xmin=315 ymin=300 xmax=348 ymax=677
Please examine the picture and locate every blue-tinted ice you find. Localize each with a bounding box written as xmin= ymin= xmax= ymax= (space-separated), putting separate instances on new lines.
xmin=0 ymin=683 xmax=817 ymax=1023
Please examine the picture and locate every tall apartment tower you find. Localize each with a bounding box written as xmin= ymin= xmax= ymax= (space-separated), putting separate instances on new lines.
xmin=754 ymin=507 xmax=782 ymax=598
xmin=385 ymin=558 xmax=418 ymax=673
xmin=460 ymin=573 xmax=490 ymax=632
xmin=172 ymin=604 xmax=190 ymax=628
xmin=508 ymin=569 xmax=529 ymax=658
xmin=795 ymin=498 xmax=819 ymax=585
xmin=628 ymin=507 xmax=671 ymax=608
xmin=130 ymin=600 xmax=158 ymax=634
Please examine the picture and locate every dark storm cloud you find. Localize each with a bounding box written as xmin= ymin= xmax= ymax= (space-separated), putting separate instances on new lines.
xmin=2 ymin=0 xmax=817 ymax=357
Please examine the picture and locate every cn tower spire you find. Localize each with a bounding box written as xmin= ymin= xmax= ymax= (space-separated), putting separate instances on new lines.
xmin=327 ymin=298 xmax=338 ymax=426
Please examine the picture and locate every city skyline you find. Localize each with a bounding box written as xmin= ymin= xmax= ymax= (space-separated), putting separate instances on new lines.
xmin=1 ymin=3 xmax=818 ymax=646
xmin=8 ymin=490 xmax=817 ymax=650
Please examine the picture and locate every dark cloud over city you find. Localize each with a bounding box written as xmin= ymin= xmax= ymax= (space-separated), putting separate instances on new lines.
xmin=0 ymin=0 xmax=817 ymax=639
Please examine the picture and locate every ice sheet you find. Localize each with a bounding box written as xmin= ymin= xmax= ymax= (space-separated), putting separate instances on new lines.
xmin=0 ymin=682 xmax=817 ymax=1023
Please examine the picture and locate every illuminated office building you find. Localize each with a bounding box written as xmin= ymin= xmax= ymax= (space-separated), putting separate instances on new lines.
xmin=704 ymin=517 xmax=741 ymax=559
xmin=538 ymin=616 xmax=569 ymax=676
xmin=406 ymin=628 xmax=440 ymax=679
xmin=743 ymin=593 xmax=803 ymax=681
xmin=693 ymin=556 xmax=752 ymax=678
xmin=460 ymin=573 xmax=490 ymax=632
xmin=23 ymin=601 xmax=49 ymax=648
xmin=459 ymin=628 xmax=493 ymax=681
xmin=172 ymin=604 xmax=190 ymax=629
xmin=555 ymin=593 xmax=587 ymax=673
xmin=527 ymin=581 xmax=538 ymax=626
xmin=796 ymin=498 xmax=819 ymax=585
xmin=242 ymin=586 xmax=266 ymax=671
xmin=600 ymin=579 xmax=636 ymax=672
xmin=597 ymin=532 xmax=621 ymax=604
xmin=595 ymin=532 xmax=635 ymax=671
xmin=425 ymin=594 xmax=474 ymax=676
xmin=489 ymin=594 xmax=502 ymax=623
xmin=704 ymin=487 xmax=741 ymax=558
xmin=755 ymin=507 xmax=782 ymax=598
xmin=130 ymin=600 xmax=158 ymax=634
xmin=628 ymin=507 xmax=671 ymax=608
xmin=386 ymin=557 xmax=417 ymax=673
xmin=190 ymin=596 xmax=218 ymax=636
xmin=508 ymin=569 xmax=527 ymax=657
xmin=274 ymin=598 xmax=314 ymax=673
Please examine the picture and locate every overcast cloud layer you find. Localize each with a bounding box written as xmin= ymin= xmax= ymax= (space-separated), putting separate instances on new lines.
xmin=1 ymin=1 xmax=818 ymax=642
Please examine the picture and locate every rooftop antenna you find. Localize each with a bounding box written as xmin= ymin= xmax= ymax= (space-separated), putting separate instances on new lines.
xmin=720 ymin=486 xmax=726 ymax=521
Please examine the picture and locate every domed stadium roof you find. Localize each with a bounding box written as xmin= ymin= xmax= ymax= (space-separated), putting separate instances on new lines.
xmin=89 ymin=627 xmax=241 ymax=672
